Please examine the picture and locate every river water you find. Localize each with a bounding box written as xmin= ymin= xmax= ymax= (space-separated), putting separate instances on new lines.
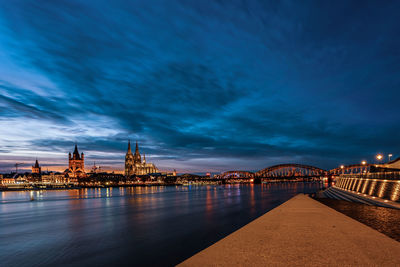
xmin=0 ymin=182 xmax=322 ymax=266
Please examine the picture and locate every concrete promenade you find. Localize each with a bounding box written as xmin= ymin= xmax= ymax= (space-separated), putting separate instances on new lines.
xmin=179 ymin=194 xmax=400 ymax=266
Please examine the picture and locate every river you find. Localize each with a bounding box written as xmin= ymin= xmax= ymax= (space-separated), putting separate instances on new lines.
xmin=0 ymin=182 xmax=322 ymax=266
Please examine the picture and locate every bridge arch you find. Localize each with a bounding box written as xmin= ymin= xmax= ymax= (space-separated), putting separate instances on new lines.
xmin=256 ymin=164 xmax=326 ymax=178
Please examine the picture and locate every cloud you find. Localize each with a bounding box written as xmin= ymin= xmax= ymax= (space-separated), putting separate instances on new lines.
xmin=0 ymin=0 xmax=399 ymax=173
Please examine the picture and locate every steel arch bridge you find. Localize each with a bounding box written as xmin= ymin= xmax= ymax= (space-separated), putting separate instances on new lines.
xmin=255 ymin=164 xmax=326 ymax=178
xmin=220 ymin=171 xmax=255 ymax=179
xmin=329 ymin=163 xmax=373 ymax=175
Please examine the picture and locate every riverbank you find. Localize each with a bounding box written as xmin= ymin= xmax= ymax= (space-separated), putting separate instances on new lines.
xmin=0 ymin=182 xmax=205 ymax=191
xmin=1 ymin=180 xmax=323 ymax=192
xmin=179 ymin=194 xmax=400 ymax=266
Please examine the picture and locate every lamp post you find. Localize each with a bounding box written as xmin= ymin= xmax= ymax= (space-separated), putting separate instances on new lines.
xmin=361 ymin=161 xmax=367 ymax=177
xmin=340 ymin=165 xmax=344 ymax=175
xmin=388 ymin=154 xmax=393 ymax=162
xmin=376 ymin=154 xmax=383 ymax=168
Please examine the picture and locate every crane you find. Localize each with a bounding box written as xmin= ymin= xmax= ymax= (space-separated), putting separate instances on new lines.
xmin=15 ymin=162 xmax=25 ymax=174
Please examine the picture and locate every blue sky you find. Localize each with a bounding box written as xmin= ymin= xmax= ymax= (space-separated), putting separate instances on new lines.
xmin=0 ymin=0 xmax=399 ymax=173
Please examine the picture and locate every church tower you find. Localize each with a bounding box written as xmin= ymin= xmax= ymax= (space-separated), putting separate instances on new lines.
xmin=68 ymin=144 xmax=85 ymax=177
xmin=124 ymin=140 xmax=158 ymax=176
xmin=125 ymin=140 xmax=135 ymax=177
xmin=134 ymin=141 xmax=141 ymax=164
xmin=32 ymin=159 xmax=41 ymax=174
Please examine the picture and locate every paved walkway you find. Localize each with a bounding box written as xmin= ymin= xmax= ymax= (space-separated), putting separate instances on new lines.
xmin=179 ymin=194 xmax=400 ymax=266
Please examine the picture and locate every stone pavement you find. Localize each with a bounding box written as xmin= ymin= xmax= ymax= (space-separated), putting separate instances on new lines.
xmin=179 ymin=194 xmax=400 ymax=266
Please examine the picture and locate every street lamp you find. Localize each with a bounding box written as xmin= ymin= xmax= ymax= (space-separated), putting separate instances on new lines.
xmin=361 ymin=161 xmax=367 ymax=177
xmin=376 ymin=154 xmax=383 ymax=166
xmin=388 ymin=154 xmax=393 ymax=162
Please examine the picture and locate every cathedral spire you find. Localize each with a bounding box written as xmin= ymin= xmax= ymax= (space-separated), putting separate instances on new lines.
xmin=127 ymin=140 xmax=132 ymax=154
xmin=134 ymin=140 xmax=141 ymax=164
xmin=135 ymin=140 xmax=139 ymax=154
xmin=74 ymin=143 xmax=79 ymax=155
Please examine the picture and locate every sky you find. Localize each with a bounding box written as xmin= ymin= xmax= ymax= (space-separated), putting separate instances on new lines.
xmin=0 ymin=0 xmax=399 ymax=173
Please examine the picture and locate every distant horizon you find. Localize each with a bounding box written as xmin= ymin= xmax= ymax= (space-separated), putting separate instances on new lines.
xmin=0 ymin=141 xmax=396 ymax=175
xmin=1 ymin=1 xmax=400 ymax=173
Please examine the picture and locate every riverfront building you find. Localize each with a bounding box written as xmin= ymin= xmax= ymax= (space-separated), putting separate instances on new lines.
xmin=125 ymin=141 xmax=158 ymax=176
xmin=32 ymin=159 xmax=41 ymax=174
xmin=383 ymin=157 xmax=400 ymax=169
xmin=65 ymin=144 xmax=85 ymax=178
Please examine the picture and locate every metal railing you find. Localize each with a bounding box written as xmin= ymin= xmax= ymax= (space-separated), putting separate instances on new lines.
xmin=339 ymin=172 xmax=400 ymax=180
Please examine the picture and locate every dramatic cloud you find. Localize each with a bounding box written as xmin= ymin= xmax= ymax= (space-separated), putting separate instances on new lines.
xmin=0 ymin=0 xmax=399 ymax=173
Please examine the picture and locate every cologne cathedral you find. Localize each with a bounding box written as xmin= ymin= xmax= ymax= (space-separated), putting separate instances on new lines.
xmin=125 ymin=141 xmax=158 ymax=176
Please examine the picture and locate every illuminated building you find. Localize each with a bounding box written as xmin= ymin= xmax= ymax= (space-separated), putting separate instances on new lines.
xmin=384 ymin=157 xmax=400 ymax=169
xmin=32 ymin=159 xmax=41 ymax=174
xmin=41 ymin=172 xmax=67 ymax=183
xmin=65 ymin=144 xmax=85 ymax=178
xmin=124 ymin=141 xmax=158 ymax=176
xmin=1 ymin=177 xmax=15 ymax=184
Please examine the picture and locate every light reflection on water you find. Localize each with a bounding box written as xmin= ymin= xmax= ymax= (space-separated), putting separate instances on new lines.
xmin=0 ymin=183 xmax=322 ymax=266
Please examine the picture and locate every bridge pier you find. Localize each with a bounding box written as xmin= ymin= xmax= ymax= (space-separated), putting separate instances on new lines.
xmin=253 ymin=177 xmax=261 ymax=184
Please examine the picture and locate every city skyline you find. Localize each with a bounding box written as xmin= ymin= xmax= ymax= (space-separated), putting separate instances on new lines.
xmin=0 ymin=141 xmax=163 ymax=174
xmin=1 ymin=1 xmax=400 ymax=173
xmin=0 ymin=2 xmax=399 ymax=266
xmin=0 ymin=140 xmax=396 ymax=174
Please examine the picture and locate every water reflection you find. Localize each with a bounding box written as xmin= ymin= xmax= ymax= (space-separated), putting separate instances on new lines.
xmin=0 ymin=183 xmax=322 ymax=266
